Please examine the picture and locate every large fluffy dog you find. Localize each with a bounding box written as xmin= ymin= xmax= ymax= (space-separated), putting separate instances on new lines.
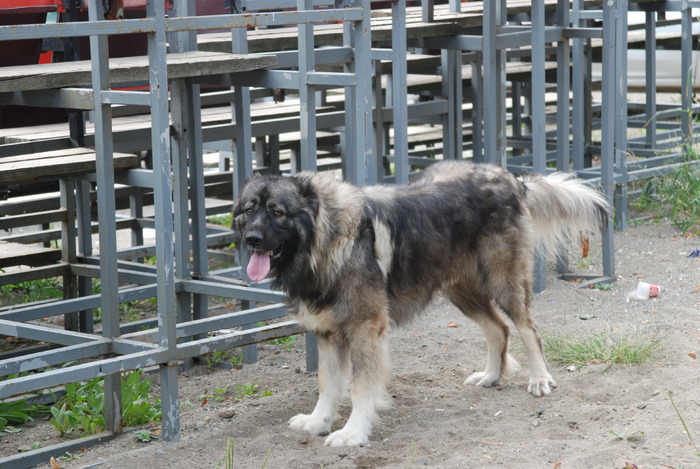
xmin=233 ymin=161 xmax=611 ymax=447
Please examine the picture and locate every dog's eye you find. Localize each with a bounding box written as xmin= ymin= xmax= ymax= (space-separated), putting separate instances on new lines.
xmin=272 ymin=209 xmax=284 ymax=218
xmin=244 ymin=208 xmax=255 ymax=216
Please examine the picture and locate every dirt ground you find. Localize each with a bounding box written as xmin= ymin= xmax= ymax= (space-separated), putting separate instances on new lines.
xmin=3 ymin=222 xmax=700 ymax=469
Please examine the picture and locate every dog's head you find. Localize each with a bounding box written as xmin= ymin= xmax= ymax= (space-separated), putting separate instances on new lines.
xmin=233 ymin=173 xmax=319 ymax=282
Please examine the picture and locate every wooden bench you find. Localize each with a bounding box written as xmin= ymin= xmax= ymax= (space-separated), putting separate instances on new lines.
xmin=0 ymin=148 xmax=139 ymax=274
xmin=0 ymin=241 xmax=61 ymax=270
xmin=0 ymin=50 xmax=277 ymax=275
xmin=0 ymin=51 xmax=276 ymax=93
xmin=0 ymin=148 xmax=138 ymax=184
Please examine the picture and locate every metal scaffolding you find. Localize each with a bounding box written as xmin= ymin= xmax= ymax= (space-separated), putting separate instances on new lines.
xmin=1 ymin=0 xmax=699 ymax=466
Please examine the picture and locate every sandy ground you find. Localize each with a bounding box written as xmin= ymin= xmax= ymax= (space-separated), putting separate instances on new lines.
xmin=3 ymin=222 xmax=699 ymax=469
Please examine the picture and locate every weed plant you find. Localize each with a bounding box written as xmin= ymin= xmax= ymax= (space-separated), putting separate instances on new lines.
xmin=0 ymin=399 xmax=45 ymax=433
xmin=205 ymin=350 xmax=230 ymax=370
xmin=224 ymin=438 xmax=234 ymax=469
xmin=0 ymin=278 xmax=62 ymax=303
xmin=233 ymin=382 xmax=272 ymax=400
xmin=267 ymin=334 xmax=297 ymax=349
xmin=543 ymin=328 xmax=663 ymax=367
xmin=635 ymin=126 xmax=700 ymax=234
xmin=50 ymin=370 xmax=160 ymax=437
xmin=134 ymin=429 xmax=158 ymax=442
xmin=219 ymin=438 xmax=270 ymax=469
xmin=610 ymin=429 xmax=645 ymax=441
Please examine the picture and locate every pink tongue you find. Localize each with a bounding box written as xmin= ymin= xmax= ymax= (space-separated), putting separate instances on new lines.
xmin=247 ymin=251 xmax=271 ymax=282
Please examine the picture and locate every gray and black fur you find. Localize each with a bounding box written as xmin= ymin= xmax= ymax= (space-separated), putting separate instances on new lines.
xmin=233 ymin=160 xmax=611 ymax=447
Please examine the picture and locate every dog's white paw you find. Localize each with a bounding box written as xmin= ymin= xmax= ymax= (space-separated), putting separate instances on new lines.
xmin=324 ymin=428 xmax=369 ymax=447
xmin=465 ymin=371 xmax=499 ymax=388
xmin=527 ymin=376 xmax=557 ymax=397
xmin=289 ymin=413 xmax=331 ymax=435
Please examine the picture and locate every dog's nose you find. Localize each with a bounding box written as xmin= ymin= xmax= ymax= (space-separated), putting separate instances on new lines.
xmin=245 ymin=234 xmax=263 ymax=248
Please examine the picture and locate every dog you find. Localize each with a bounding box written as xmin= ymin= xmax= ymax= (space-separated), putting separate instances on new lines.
xmin=233 ymin=160 xmax=611 ymax=447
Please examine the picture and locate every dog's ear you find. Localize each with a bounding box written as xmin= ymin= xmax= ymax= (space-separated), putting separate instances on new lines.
xmin=231 ymin=198 xmax=246 ymax=234
xmin=231 ymin=199 xmax=241 ymax=230
xmin=231 ymin=173 xmax=264 ymax=229
xmin=294 ymin=173 xmax=320 ymax=218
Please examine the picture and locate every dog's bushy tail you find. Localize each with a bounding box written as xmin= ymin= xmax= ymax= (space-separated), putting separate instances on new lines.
xmin=523 ymin=173 xmax=612 ymax=256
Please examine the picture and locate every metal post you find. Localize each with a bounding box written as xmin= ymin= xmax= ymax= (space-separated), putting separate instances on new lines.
xmin=531 ymin=0 xmax=546 ymax=174
xmin=571 ymin=0 xmax=585 ymax=171
xmin=532 ymin=0 xmax=547 ymax=292
xmin=644 ymin=10 xmax=657 ymax=148
xmin=345 ymin=0 xmax=373 ymax=184
xmin=147 ymin=0 xmax=180 ymax=442
xmin=392 ymin=0 xmax=409 ymax=182
xmin=496 ymin=0 xmax=507 ymax=166
xmin=512 ymin=82 xmax=523 ymax=156
xmin=442 ymin=48 xmax=463 ymax=161
xmin=600 ymin=0 xmax=616 ymax=279
xmin=373 ymin=60 xmax=386 ymax=179
xmin=298 ymin=0 xmax=317 ymax=172
xmin=76 ymin=179 xmax=94 ymax=333
xmin=470 ymin=57 xmax=483 ymax=162
xmin=170 ymin=0 xmax=208 ymax=336
xmin=231 ymin=7 xmax=258 ymax=364
xmin=555 ymin=0 xmax=571 ymax=274
xmin=482 ymin=0 xmax=499 ymax=165
xmin=87 ymin=0 xmax=122 ymax=436
xmin=681 ymin=0 xmax=692 ymax=141
xmin=614 ymin=0 xmax=628 ymax=231
xmin=59 ymin=179 xmax=79 ymax=331
xmin=556 ymin=0 xmax=571 ymax=172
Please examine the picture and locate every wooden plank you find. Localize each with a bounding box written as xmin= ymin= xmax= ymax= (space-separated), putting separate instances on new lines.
xmin=199 ymin=21 xmax=463 ymax=54
xmin=0 ymin=210 xmax=65 ymax=230
xmin=0 ymin=147 xmax=95 ymax=163
xmin=198 ymin=0 xmax=582 ymax=54
xmin=0 ymin=241 xmax=61 ymax=269
xmin=0 ymin=100 xmax=336 ymax=145
xmin=0 ymin=150 xmax=139 ymax=183
xmin=0 ymin=52 xmax=277 ymax=93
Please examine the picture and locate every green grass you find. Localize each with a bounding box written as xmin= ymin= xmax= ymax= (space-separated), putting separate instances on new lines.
xmin=233 ymin=382 xmax=272 ymax=400
xmin=207 ymin=213 xmax=233 ymax=227
xmin=668 ymin=390 xmax=700 ymax=458
xmin=219 ymin=438 xmax=270 ymax=469
xmin=223 ymin=438 xmax=235 ymax=469
xmin=610 ymin=429 xmax=645 ymax=441
xmin=199 ymin=382 xmax=272 ymax=404
xmin=543 ymin=328 xmax=663 ymax=367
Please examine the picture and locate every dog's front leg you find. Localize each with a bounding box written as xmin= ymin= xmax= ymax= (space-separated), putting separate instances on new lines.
xmin=289 ymin=332 xmax=349 ymax=435
xmin=324 ymin=319 xmax=392 ymax=447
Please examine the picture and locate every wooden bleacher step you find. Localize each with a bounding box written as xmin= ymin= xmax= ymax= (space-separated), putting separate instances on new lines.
xmin=0 ymin=147 xmax=139 ymax=184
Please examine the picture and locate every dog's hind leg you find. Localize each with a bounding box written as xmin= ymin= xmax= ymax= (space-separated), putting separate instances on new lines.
xmin=496 ymin=286 xmax=556 ymax=397
xmin=324 ymin=317 xmax=392 ymax=447
xmin=289 ymin=332 xmax=350 ymax=435
xmin=447 ymin=286 xmax=518 ymax=388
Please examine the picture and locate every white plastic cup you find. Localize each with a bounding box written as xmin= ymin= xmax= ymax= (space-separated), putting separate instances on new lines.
xmin=627 ymin=281 xmax=661 ymax=301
